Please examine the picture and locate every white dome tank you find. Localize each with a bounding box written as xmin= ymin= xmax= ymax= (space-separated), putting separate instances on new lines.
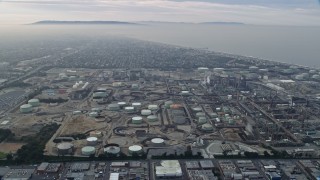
xmin=148 ymin=105 xmax=158 ymax=110
xmin=125 ymin=106 xmax=135 ymax=113
xmin=141 ymin=109 xmax=152 ymax=116
xmin=86 ymin=137 xmax=98 ymax=146
xmin=147 ymin=115 xmax=158 ymax=122
xmin=151 ymin=138 xmax=165 ymax=146
xmin=81 ymin=146 xmax=96 ymax=156
xmin=128 ymin=145 xmax=143 ymax=155
xmin=132 ymin=116 xmax=143 ymax=124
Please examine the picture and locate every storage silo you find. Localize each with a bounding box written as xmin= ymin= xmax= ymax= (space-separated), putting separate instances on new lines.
xmin=20 ymin=104 xmax=33 ymax=113
xmin=81 ymin=146 xmax=96 ymax=156
xmin=132 ymin=116 xmax=143 ymax=124
xmin=141 ymin=109 xmax=152 ymax=116
xmin=86 ymin=137 xmax=98 ymax=146
xmin=57 ymin=142 xmax=73 ymax=155
xmin=128 ymin=145 xmax=143 ymax=155
xmin=147 ymin=115 xmax=158 ymax=122
xmin=28 ymin=99 xmax=40 ymax=107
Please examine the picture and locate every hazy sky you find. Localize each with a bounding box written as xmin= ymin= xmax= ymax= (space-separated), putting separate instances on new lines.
xmin=1 ymin=0 xmax=320 ymax=25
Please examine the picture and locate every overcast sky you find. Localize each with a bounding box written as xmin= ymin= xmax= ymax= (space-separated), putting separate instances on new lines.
xmin=1 ymin=0 xmax=320 ymax=25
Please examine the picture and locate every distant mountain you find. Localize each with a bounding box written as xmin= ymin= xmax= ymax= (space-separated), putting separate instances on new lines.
xmin=199 ymin=22 xmax=245 ymax=25
xmin=31 ymin=20 xmax=139 ymax=25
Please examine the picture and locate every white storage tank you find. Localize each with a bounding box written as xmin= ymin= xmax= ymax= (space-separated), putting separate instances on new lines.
xmin=198 ymin=117 xmax=207 ymax=125
xmin=192 ymin=107 xmax=202 ymax=112
xmin=147 ymin=115 xmax=158 ymax=122
xmin=117 ymin=102 xmax=127 ymax=107
xmin=132 ymin=102 xmax=142 ymax=109
xmin=81 ymin=146 xmax=96 ymax=156
xmin=28 ymin=99 xmax=40 ymax=107
xmin=108 ymin=104 xmax=120 ymax=111
xmin=20 ymin=104 xmax=33 ymax=113
xmin=196 ymin=112 xmax=206 ymax=118
xmin=151 ymin=138 xmax=165 ymax=146
xmin=73 ymin=110 xmax=82 ymax=115
xmin=86 ymin=137 xmax=98 ymax=146
xmin=89 ymin=112 xmax=98 ymax=117
xmin=148 ymin=104 xmax=158 ymax=110
xmin=124 ymin=106 xmax=135 ymax=113
xmin=132 ymin=116 xmax=143 ymax=124
xmin=141 ymin=109 xmax=152 ymax=116
xmin=57 ymin=142 xmax=73 ymax=155
xmin=201 ymin=123 xmax=213 ymax=131
xmin=128 ymin=145 xmax=143 ymax=155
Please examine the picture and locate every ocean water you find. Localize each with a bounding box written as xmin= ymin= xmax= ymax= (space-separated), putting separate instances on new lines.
xmin=1 ymin=24 xmax=319 ymax=67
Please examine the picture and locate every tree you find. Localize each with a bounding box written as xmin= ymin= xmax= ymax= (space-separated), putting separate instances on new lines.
xmin=6 ymin=153 xmax=13 ymax=161
xmin=264 ymin=151 xmax=270 ymax=157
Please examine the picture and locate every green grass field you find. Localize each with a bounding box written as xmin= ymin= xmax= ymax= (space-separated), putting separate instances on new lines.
xmin=0 ymin=152 xmax=7 ymax=159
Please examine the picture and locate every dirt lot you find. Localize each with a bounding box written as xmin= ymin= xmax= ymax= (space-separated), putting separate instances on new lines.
xmin=59 ymin=115 xmax=108 ymax=136
xmin=0 ymin=143 xmax=25 ymax=153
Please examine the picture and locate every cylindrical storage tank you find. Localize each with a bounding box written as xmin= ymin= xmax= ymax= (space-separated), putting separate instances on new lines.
xmin=201 ymin=123 xmax=213 ymax=131
xmin=196 ymin=112 xmax=206 ymax=118
xmin=124 ymin=106 xmax=135 ymax=113
xmin=141 ymin=109 xmax=152 ymax=116
xmin=312 ymin=75 xmax=320 ymax=79
xmin=192 ymin=107 xmax=202 ymax=112
xmin=86 ymin=137 xmax=98 ymax=146
xmin=89 ymin=112 xmax=98 ymax=117
xmin=198 ymin=117 xmax=207 ymax=125
xmin=151 ymin=138 xmax=165 ymax=146
xmin=310 ymin=70 xmax=317 ymax=74
xmin=147 ymin=115 xmax=158 ymax=122
xmin=93 ymin=91 xmax=107 ymax=98
xmin=117 ymin=102 xmax=127 ymax=107
xmin=209 ymin=113 xmax=218 ymax=118
xmin=91 ymin=107 xmax=102 ymax=112
xmin=132 ymin=102 xmax=142 ymax=109
xmin=28 ymin=99 xmax=40 ymax=107
xmin=73 ymin=110 xmax=82 ymax=115
xmin=131 ymin=84 xmax=140 ymax=90
xmin=108 ymin=104 xmax=120 ymax=111
xmin=213 ymin=68 xmax=224 ymax=72
xmin=227 ymin=95 xmax=232 ymax=100
xmin=228 ymin=118 xmax=235 ymax=125
xmin=132 ymin=116 xmax=143 ymax=124
xmin=20 ymin=104 xmax=33 ymax=113
xmin=81 ymin=146 xmax=96 ymax=156
xmin=148 ymin=105 xmax=158 ymax=110
xmin=57 ymin=142 xmax=73 ymax=155
xmin=180 ymin=91 xmax=190 ymax=96
xmin=128 ymin=145 xmax=143 ymax=155
xmin=104 ymin=146 xmax=121 ymax=156
xmin=164 ymin=101 xmax=173 ymax=109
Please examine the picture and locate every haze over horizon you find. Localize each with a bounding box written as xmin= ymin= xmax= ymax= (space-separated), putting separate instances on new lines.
xmin=1 ymin=0 xmax=320 ymax=26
